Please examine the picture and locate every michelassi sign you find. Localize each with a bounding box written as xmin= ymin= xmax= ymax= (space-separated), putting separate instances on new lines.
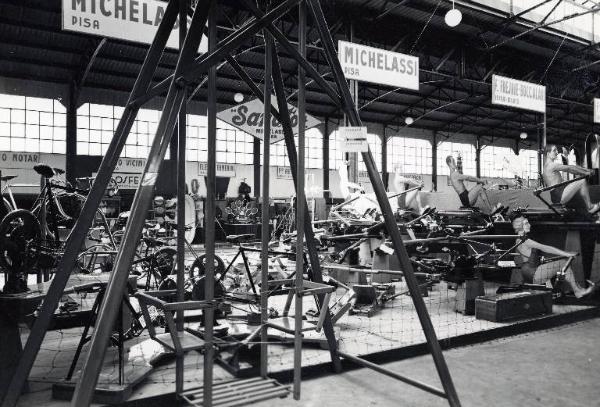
xmin=338 ymin=40 xmax=419 ymax=90
xmin=62 ymin=0 xmax=207 ymax=52
xmin=492 ymin=75 xmax=546 ymax=113
xmin=217 ymin=96 xmax=320 ymax=144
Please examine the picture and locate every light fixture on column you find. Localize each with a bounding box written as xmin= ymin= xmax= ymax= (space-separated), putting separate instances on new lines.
xmin=405 ymin=116 xmax=414 ymax=125
xmin=234 ymin=92 xmax=244 ymax=103
xmin=520 ymin=131 xmax=528 ymax=140
xmin=445 ymin=1 xmax=462 ymax=28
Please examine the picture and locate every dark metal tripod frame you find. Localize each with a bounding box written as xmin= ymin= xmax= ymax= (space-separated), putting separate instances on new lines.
xmin=2 ymin=1 xmax=460 ymax=407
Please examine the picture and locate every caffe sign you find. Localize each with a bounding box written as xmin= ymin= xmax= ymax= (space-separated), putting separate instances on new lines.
xmin=217 ymin=96 xmax=320 ymax=143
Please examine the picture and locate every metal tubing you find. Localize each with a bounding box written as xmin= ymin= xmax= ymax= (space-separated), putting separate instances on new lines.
xmin=239 ymin=0 xmax=342 ymax=108
xmin=69 ymin=2 xmax=211 ymax=405
xmin=260 ymin=28 xmax=273 ymax=380
xmin=0 ymin=3 xmax=179 ymax=407
xmin=306 ymin=0 xmax=461 ymax=405
xmin=175 ymin=0 xmax=187 ymax=395
xmin=203 ymin=3 xmax=217 ymax=406
xmin=139 ymin=0 xmax=300 ymax=104
xmin=271 ymin=45 xmax=342 ymax=373
xmin=338 ymin=351 xmax=447 ymax=399
xmin=293 ymin=2 xmax=306 ymax=399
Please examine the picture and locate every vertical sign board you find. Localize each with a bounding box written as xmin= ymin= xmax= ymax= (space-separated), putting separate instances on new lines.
xmin=62 ymin=0 xmax=207 ymax=52
xmin=217 ymin=96 xmax=321 ymax=144
xmin=492 ymin=75 xmax=546 ymax=113
xmin=339 ymin=126 xmax=369 ymax=153
xmin=594 ymin=98 xmax=600 ymax=124
xmin=337 ymin=40 xmax=419 ymax=90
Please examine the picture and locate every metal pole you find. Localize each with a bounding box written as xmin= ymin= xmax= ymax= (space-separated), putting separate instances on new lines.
xmin=203 ymin=2 xmax=217 ymax=406
xmin=306 ymin=1 xmax=461 ymax=405
xmin=475 ymin=136 xmax=481 ymax=179
xmin=0 ymin=3 xmax=179 ymax=407
xmin=323 ymin=118 xmax=330 ymax=200
xmin=347 ymin=20 xmax=358 ymax=184
xmin=254 ymin=138 xmax=261 ymax=198
xmin=260 ymin=28 xmax=273 ymax=379
xmin=432 ymin=131 xmax=438 ymax=191
xmin=175 ymin=0 xmax=187 ymax=395
xmin=70 ymin=3 xmax=211 ymax=405
xmin=293 ymin=1 xmax=306 ymax=399
xmin=381 ymin=131 xmax=388 ymax=190
xmin=271 ymin=47 xmax=342 ymax=373
xmin=66 ymin=81 xmax=77 ymax=187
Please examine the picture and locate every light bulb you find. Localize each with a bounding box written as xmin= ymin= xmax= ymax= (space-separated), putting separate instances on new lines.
xmin=234 ymin=93 xmax=244 ymax=103
xmin=520 ymin=132 xmax=528 ymax=140
xmin=405 ymin=117 xmax=414 ymax=125
xmin=445 ymin=8 xmax=462 ymax=27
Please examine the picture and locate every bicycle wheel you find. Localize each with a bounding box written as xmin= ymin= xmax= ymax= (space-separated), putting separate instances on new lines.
xmin=189 ymin=254 xmax=225 ymax=279
xmin=0 ymin=209 xmax=42 ymax=271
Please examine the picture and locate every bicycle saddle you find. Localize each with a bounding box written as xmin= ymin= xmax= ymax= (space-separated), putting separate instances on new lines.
xmin=34 ymin=164 xmax=55 ymax=178
xmin=0 ymin=175 xmax=17 ymax=182
xmin=226 ymin=234 xmax=255 ymax=243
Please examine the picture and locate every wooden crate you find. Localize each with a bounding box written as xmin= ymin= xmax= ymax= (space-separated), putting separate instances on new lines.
xmin=475 ymin=290 xmax=552 ymax=322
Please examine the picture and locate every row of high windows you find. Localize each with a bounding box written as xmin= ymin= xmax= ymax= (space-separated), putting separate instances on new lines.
xmin=0 ymin=95 xmax=540 ymax=178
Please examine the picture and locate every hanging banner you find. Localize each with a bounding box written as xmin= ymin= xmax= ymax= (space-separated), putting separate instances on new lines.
xmin=492 ymin=75 xmax=546 ymax=113
xmin=0 ymin=152 xmax=40 ymax=169
xmin=198 ymin=162 xmax=236 ymax=177
xmin=337 ymin=40 xmax=419 ymax=90
xmin=217 ymin=96 xmax=320 ymax=143
xmin=339 ymin=126 xmax=369 ymax=153
xmin=594 ymin=98 xmax=600 ymax=124
xmin=62 ymin=0 xmax=207 ymax=52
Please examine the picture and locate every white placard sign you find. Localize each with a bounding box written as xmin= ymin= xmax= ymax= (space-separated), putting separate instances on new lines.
xmin=338 ymin=40 xmax=419 ymax=90
xmin=114 ymin=157 xmax=146 ymax=173
xmin=594 ymin=98 xmax=600 ymax=124
xmin=492 ymin=75 xmax=546 ymax=113
xmin=198 ymin=163 xmax=236 ymax=177
xmin=62 ymin=0 xmax=207 ymax=52
xmin=0 ymin=152 xmax=40 ymax=169
xmin=218 ymin=96 xmax=320 ymax=144
xmin=339 ymin=126 xmax=369 ymax=153
xmin=94 ymin=172 xmax=141 ymax=189
xmin=276 ymin=166 xmax=293 ymax=180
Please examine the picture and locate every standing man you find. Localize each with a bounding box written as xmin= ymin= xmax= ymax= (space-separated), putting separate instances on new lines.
xmin=543 ymin=144 xmax=600 ymax=214
xmin=446 ymin=155 xmax=492 ymax=210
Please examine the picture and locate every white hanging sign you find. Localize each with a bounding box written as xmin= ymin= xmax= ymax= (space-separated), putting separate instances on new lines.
xmin=0 ymin=152 xmax=40 ymax=169
xmin=198 ymin=163 xmax=236 ymax=177
xmin=339 ymin=126 xmax=369 ymax=153
xmin=594 ymin=98 xmax=600 ymax=124
xmin=276 ymin=166 xmax=293 ymax=180
xmin=114 ymin=157 xmax=146 ymax=173
xmin=62 ymin=0 xmax=207 ymax=52
xmin=217 ymin=96 xmax=320 ymax=144
xmin=337 ymin=40 xmax=419 ymax=90
xmin=492 ymin=75 xmax=546 ymax=113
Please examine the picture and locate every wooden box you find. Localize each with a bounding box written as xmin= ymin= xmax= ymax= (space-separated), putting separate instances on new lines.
xmin=475 ymin=290 xmax=552 ymax=322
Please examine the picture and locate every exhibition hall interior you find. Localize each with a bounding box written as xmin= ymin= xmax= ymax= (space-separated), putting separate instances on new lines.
xmin=2 ymin=0 xmax=600 ymax=406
